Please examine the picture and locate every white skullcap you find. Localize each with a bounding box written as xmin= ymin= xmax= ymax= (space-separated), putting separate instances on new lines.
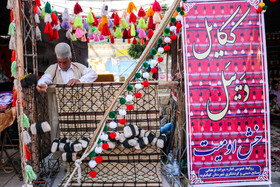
xmin=54 ymin=42 xmax=72 ymax=59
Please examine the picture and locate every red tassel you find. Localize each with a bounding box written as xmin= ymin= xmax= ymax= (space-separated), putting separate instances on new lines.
xmin=147 ymin=29 xmax=154 ymax=39
xmin=148 ymin=16 xmax=155 ymax=30
xmin=129 ymin=12 xmax=136 ymax=23
xmin=128 ymin=28 xmax=132 ymax=38
xmin=158 ymin=57 xmax=163 ymax=62
xmin=110 ymin=36 xmax=115 ymax=44
xmin=53 ymin=29 xmax=59 ymax=40
xmin=114 ymin=12 xmax=120 ymax=26
xmin=109 ymin=132 xmax=117 ymax=139
xmin=74 ymin=2 xmax=83 ymax=15
xmin=138 ymin=7 xmax=146 ymax=17
xmin=12 ymin=90 xmax=17 ymax=107
xmin=110 ymin=12 xmax=115 ymax=19
xmin=146 ymin=40 xmax=149 ymax=45
xmin=51 ymin=11 xmax=59 ymax=26
xmin=92 ymin=13 xmax=99 ymax=26
xmin=33 ymin=5 xmax=39 ymax=14
xmin=48 ymin=32 xmax=54 ymax=41
xmin=10 ymin=9 xmax=14 ymax=22
xmin=140 ymin=38 xmax=145 ymax=45
xmin=25 ymin=145 xmax=31 ymax=161
xmin=152 ymin=0 xmax=162 ymax=12
xmin=122 ymin=29 xmax=129 ymax=39
xmin=101 ymin=24 xmax=111 ymax=36
xmin=127 ymin=39 xmax=131 ymax=44
xmin=176 ymin=22 xmax=182 ymax=33
xmin=11 ymin=50 xmax=16 ymax=62
xmin=44 ymin=22 xmax=52 ymax=34
xmin=164 ymin=45 xmax=171 ymax=52
xmin=35 ymin=0 xmax=41 ymax=7
xmin=87 ymin=38 xmax=90 ymax=43
xmin=132 ymin=38 xmax=137 ymax=45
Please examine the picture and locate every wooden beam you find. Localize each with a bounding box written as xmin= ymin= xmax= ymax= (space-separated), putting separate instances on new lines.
xmin=158 ymin=81 xmax=178 ymax=89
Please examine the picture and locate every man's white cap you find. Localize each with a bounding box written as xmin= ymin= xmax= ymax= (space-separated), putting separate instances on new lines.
xmin=54 ymin=42 xmax=72 ymax=59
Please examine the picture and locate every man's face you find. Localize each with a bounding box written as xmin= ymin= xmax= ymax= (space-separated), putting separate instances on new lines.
xmin=57 ymin=57 xmax=71 ymax=71
xmin=273 ymin=83 xmax=279 ymax=91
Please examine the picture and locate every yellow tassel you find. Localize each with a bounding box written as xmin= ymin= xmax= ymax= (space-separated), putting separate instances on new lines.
xmin=146 ymin=7 xmax=154 ymax=17
xmin=127 ymin=2 xmax=137 ymax=13
xmin=101 ymin=16 xmax=109 ymax=25
xmin=173 ymin=11 xmax=178 ymax=18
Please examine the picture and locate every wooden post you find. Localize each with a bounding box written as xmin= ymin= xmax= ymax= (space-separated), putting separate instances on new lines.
xmin=166 ymin=54 xmax=169 ymax=81
xmin=15 ymin=0 xmax=24 ymax=77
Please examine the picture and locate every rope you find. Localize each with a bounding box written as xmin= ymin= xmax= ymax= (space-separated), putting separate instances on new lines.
xmin=64 ymin=0 xmax=181 ymax=185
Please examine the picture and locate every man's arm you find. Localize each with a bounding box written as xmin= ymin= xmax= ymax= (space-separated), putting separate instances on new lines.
xmin=79 ymin=68 xmax=98 ymax=83
xmin=36 ymin=73 xmax=52 ymax=93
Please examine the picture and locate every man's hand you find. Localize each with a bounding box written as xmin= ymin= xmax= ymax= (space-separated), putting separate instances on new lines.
xmin=67 ymin=79 xmax=80 ymax=86
xmin=36 ymin=84 xmax=47 ymax=93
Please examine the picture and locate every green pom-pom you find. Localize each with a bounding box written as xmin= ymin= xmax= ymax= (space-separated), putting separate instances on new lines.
xmin=176 ymin=6 xmax=182 ymax=12
xmin=126 ymin=84 xmax=133 ymax=91
xmin=22 ymin=114 xmax=30 ymax=128
xmin=138 ymin=17 xmax=146 ymax=29
xmin=135 ymin=72 xmax=141 ymax=79
xmin=114 ymin=27 xmax=122 ymax=38
xmin=164 ymin=28 xmax=170 ymax=34
xmin=121 ymin=18 xmax=129 ymax=29
xmin=150 ymin=49 xmax=157 ymax=56
xmin=72 ymin=33 xmax=77 ymax=41
xmin=109 ymin=111 xmax=116 ymax=119
xmin=98 ymin=139 xmax=102 ymax=144
xmin=45 ymin=2 xmax=52 ymax=14
xmin=171 ymin=17 xmax=177 ymax=23
xmin=89 ymin=151 xmax=96 ymax=158
xmin=157 ymin=38 xmax=163 ymax=45
xmin=73 ymin=15 xmax=83 ymax=29
xmin=143 ymin=62 xmax=149 ymax=68
xmin=180 ymin=11 xmax=185 ymax=16
xmin=263 ymin=5 xmax=268 ymax=10
xmin=182 ymin=0 xmax=187 ymax=2
xmin=41 ymin=8 xmax=46 ymax=19
xmin=91 ymin=26 xmax=96 ymax=32
xmin=120 ymin=97 xmax=126 ymax=105
xmin=11 ymin=61 xmax=17 ymax=77
xmin=131 ymin=24 xmax=136 ymax=37
xmin=8 ymin=22 xmax=15 ymax=36
xmin=103 ymin=125 xmax=109 ymax=132
xmin=87 ymin=10 xmax=94 ymax=24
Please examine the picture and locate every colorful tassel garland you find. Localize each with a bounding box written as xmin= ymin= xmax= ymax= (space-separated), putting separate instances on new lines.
xmin=74 ymin=2 xmax=83 ymax=15
xmin=138 ymin=7 xmax=146 ymax=17
xmin=11 ymin=61 xmax=17 ymax=77
xmin=127 ymin=2 xmax=137 ymax=13
xmin=25 ymin=165 xmax=36 ymax=183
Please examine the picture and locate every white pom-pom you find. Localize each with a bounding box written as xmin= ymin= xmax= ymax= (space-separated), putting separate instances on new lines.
xmin=89 ymin=160 xmax=97 ymax=168
xmin=126 ymin=94 xmax=133 ymax=102
xmin=164 ymin=37 xmax=171 ymax=44
xmin=158 ymin=47 xmax=164 ymax=54
xmin=143 ymin=72 xmax=149 ymax=79
xmin=176 ymin=15 xmax=183 ymax=22
xmin=170 ymin=26 xmax=176 ymax=32
xmin=135 ymin=83 xmax=143 ymax=90
xmin=34 ymin=14 xmax=40 ymax=24
xmin=100 ymin=133 xmax=109 ymax=141
xmin=109 ymin=121 xmax=117 ymax=129
xmin=62 ymin=8 xmax=70 ymax=20
xmin=44 ymin=13 xmax=52 ymax=23
xmin=119 ymin=109 xmax=127 ymax=116
xmin=95 ymin=146 xmax=102 ymax=154
xmin=151 ymin=60 xmax=158 ymax=66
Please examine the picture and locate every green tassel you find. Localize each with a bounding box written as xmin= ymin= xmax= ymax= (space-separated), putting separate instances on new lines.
xmin=25 ymin=165 xmax=36 ymax=183
xmin=8 ymin=22 xmax=15 ymax=36
xmin=121 ymin=18 xmax=128 ymax=29
xmin=87 ymin=10 xmax=94 ymax=25
xmin=130 ymin=24 xmax=136 ymax=37
xmin=22 ymin=114 xmax=30 ymax=128
xmin=114 ymin=27 xmax=122 ymax=38
xmin=72 ymin=33 xmax=77 ymax=41
xmin=11 ymin=61 xmax=17 ymax=77
xmin=138 ymin=17 xmax=146 ymax=29
xmin=45 ymin=2 xmax=52 ymax=14
xmin=91 ymin=26 xmax=96 ymax=32
xmin=98 ymin=138 xmax=102 ymax=144
xmin=41 ymin=8 xmax=46 ymax=19
xmin=73 ymin=15 xmax=83 ymax=29
xmin=146 ymin=18 xmax=149 ymax=28
xmin=54 ymin=10 xmax=59 ymax=17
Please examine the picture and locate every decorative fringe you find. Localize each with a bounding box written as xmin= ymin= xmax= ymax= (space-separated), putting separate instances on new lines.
xmin=152 ymin=0 xmax=162 ymax=12
xmin=114 ymin=27 xmax=122 ymax=38
xmin=74 ymin=2 xmax=83 ymax=15
xmin=44 ymin=13 xmax=52 ymax=23
xmin=35 ymin=26 xmax=42 ymax=41
xmin=25 ymin=165 xmax=36 ymax=183
xmin=129 ymin=12 xmax=136 ymax=23
xmin=130 ymin=23 xmax=136 ymax=37
xmin=22 ymin=114 xmax=30 ymax=128
xmin=61 ymin=20 xmax=70 ymax=30
xmin=34 ymin=14 xmax=40 ymax=24
xmin=153 ymin=12 xmax=161 ymax=24
xmin=138 ymin=7 xmax=146 ymax=17
xmin=45 ymin=2 xmax=52 ymax=14
xmin=62 ymin=8 xmax=70 ymax=20
xmin=73 ymin=15 xmax=83 ymax=29
xmin=35 ymin=0 xmax=41 ymax=7
xmin=11 ymin=60 xmax=17 ymax=77
xmin=121 ymin=18 xmax=129 ymax=29
xmin=127 ymin=2 xmax=137 ymax=13
xmin=8 ymin=22 xmax=15 ymax=36
xmin=10 ymin=9 xmax=14 ymax=22
xmin=25 ymin=145 xmax=31 ymax=160
xmin=23 ymin=131 xmax=31 ymax=145
xmin=9 ymin=35 xmax=16 ymax=50
xmin=138 ymin=17 xmax=145 ymax=29
xmin=114 ymin=12 xmax=120 ymax=26
xmin=146 ymin=7 xmax=154 ymax=17
xmin=75 ymin=27 xmax=84 ymax=38
xmin=7 ymin=0 xmax=14 ymax=10
xmin=87 ymin=9 xmax=94 ymax=24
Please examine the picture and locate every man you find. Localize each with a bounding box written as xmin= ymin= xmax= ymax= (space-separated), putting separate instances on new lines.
xmin=270 ymin=80 xmax=280 ymax=106
xmin=36 ymin=42 xmax=98 ymax=93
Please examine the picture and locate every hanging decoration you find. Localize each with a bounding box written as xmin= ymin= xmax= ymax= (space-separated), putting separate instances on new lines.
xmin=43 ymin=2 xmax=54 ymax=41
xmin=152 ymin=0 xmax=162 ymax=29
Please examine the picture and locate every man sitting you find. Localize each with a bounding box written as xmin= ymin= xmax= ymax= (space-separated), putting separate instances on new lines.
xmin=36 ymin=42 xmax=97 ymax=93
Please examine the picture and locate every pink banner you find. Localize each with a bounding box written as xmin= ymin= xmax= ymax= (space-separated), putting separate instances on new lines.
xmin=182 ymin=0 xmax=271 ymax=186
